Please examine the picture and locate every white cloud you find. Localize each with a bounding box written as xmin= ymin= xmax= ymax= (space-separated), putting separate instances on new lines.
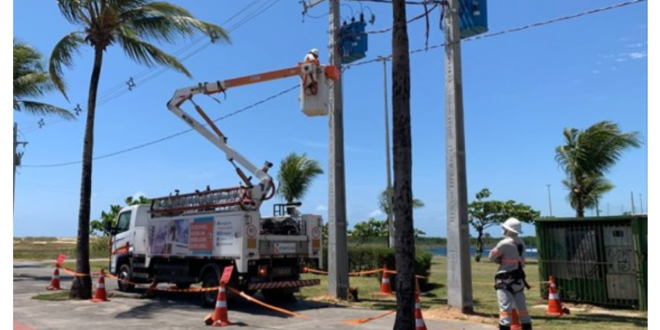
xmin=629 ymin=52 xmax=647 ymax=59
xmin=616 ymin=58 xmax=627 ymax=62
xmin=592 ymin=70 xmax=600 ymax=74
xmin=626 ymin=43 xmax=644 ymax=48
xmin=315 ymin=205 xmax=328 ymax=212
xmin=368 ymin=209 xmax=383 ymax=218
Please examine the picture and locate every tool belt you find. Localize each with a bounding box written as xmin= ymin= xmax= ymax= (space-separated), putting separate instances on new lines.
xmin=494 ymin=243 xmax=530 ymax=293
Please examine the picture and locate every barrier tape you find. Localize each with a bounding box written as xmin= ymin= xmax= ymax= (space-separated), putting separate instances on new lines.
xmin=226 ymin=286 xmax=308 ymax=319
xmin=305 ymin=267 xmax=414 ymax=277
xmin=342 ymin=309 xmax=396 ymax=325
xmin=60 ymin=266 xmax=102 ymax=278
xmin=383 ymin=270 xmax=427 ymax=279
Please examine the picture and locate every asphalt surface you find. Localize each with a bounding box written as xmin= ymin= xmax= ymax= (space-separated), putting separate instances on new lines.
xmin=14 ymin=261 xmax=494 ymax=330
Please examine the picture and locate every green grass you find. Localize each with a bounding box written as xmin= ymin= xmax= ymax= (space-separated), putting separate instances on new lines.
xmin=61 ymin=260 xmax=109 ymax=271
xmin=300 ymin=256 xmax=647 ymax=330
xmin=13 ymin=236 xmax=109 ymax=261
xmin=32 ymin=291 xmax=71 ymax=301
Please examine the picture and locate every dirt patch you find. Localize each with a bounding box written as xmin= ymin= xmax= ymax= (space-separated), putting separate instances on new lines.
xmin=425 ymin=306 xmax=496 ymax=324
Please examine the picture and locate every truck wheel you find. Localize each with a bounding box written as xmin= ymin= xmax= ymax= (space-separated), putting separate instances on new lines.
xmin=117 ymin=264 xmax=135 ymax=292
xmin=201 ymin=271 xmax=220 ymax=308
xmin=262 ymin=289 xmax=296 ymax=303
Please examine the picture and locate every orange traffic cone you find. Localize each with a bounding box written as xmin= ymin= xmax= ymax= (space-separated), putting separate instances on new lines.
xmin=510 ymin=309 xmax=522 ymax=330
xmin=414 ymin=295 xmax=427 ymax=330
xmin=207 ymin=285 xmax=232 ymax=327
xmin=91 ymin=269 xmax=109 ymax=302
xmin=47 ymin=265 xmax=61 ymax=290
xmin=376 ymin=265 xmax=393 ymax=295
xmin=546 ymin=275 xmax=569 ymax=316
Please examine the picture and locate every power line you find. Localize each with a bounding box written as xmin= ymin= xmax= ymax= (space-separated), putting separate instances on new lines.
xmin=23 ymin=85 xmax=299 ymax=168
xmin=22 ymin=0 xmax=644 ymax=167
xmin=344 ymin=0 xmax=646 ymax=69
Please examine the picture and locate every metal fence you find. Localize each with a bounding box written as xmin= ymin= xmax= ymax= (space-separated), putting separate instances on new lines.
xmin=535 ymin=215 xmax=647 ymax=310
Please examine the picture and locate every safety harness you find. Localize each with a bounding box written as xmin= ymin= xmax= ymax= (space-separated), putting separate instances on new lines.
xmin=494 ymin=243 xmax=531 ymax=293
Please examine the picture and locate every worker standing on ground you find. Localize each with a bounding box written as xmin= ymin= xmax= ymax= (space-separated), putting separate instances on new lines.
xmin=489 ymin=218 xmax=532 ymax=330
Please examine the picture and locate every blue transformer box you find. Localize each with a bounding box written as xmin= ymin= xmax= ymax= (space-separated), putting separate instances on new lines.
xmin=459 ymin=0 xmax=488 ymax=39
xmin=340 ymin=20 xmax=368 ymax=64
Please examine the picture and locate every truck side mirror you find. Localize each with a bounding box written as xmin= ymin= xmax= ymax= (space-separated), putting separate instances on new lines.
xmin=103 ymin=222 xmax=115 ymax=235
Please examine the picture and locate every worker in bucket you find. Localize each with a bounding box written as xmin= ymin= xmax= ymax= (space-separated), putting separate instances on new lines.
xmin=304 ymin=48 xmax=320 ymax=62
xmin=489 ymin=217 xmax=532 ymax=330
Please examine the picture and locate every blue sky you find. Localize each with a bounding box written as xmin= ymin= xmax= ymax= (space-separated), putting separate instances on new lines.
xmin=12 ymin=0 xmax=648 ymax=238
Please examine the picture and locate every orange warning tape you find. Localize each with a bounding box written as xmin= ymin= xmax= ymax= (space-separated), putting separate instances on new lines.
xmin=60 ymin=266 xmax=101 ymax=278
xmin=383 ymin=270 xmax=427 ymax=279
xmin=226 ymin=286 xmax=308 ymax=319
xmin=342 ymin=310 xmax=396 ymax=324
xmin=305 ymin=268 xmax=397 ymax=277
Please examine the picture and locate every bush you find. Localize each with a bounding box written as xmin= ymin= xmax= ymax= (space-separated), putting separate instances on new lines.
xmin=321 ymin=246 xmax=433 ymax=287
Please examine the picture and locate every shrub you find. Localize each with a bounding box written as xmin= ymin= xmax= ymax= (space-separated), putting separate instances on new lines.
xmin=321 ymin=246 xmax=433 ymax=287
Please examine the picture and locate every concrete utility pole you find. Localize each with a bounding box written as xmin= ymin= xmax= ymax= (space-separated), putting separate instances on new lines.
xmin=13 ymin=123 xmax=28 ymax=211
xmin=639 ymin=193 xmax=643 ymax=214
xmin=631 ymin=191 xmax=636 ymax=215
xmin=327 ymin=0 xmax=349 ymax=300
xmin=546 ymin=184 xmax=553 ymax=217
xmin=444 ymin=0 xmax=473 ymax=313
xmin=379 ymin=56 xmax=395 ymax=249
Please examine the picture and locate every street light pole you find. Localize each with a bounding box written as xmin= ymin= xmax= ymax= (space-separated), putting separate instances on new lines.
xmin=379 ymin=56 xmax=395 ymax=248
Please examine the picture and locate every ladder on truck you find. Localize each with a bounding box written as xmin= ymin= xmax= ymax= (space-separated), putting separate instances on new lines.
xmin=150 ymin=186 xmax=256 ymax=216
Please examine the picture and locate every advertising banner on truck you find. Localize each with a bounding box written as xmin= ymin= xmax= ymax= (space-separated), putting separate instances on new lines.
xmin=149 ymin=216 xmax=214 ymax=256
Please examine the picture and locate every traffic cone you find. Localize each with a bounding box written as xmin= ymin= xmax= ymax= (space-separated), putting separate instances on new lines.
xmin=414 ymin=295 xmax=427 ymax=330
xmin=376 ymin=265 xmax=393 ymax=295
xmin=546 ymin=275 xmax=569 ymax=316
xmin=510 ymin=309 xmax=522 ymax=330
xmin=207 ymin=285 xmax=232 ymax=327
xmin=91 ymin=269 xmax=109 ymax=302
xmin=47 ymin=265 xmax=61 ymax=290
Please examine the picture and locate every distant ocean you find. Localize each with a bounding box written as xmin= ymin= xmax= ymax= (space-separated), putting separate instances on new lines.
xmin=426 ymin=246 xmax=539 ymax=259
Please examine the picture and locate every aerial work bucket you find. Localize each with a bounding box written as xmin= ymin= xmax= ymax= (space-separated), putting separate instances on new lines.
xmin=300 ymin=65 xmax=340 ymax=117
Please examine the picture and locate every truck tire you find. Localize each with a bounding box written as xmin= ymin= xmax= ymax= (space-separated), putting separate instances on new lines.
xmin=201 ymin=270 xmax=220 ymax=308
xmin=117 ymin=263 xmax=135 ymax=292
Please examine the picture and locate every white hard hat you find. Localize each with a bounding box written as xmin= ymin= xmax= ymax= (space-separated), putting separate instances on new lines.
xmin=502 ymin=217 xmax=523 ymax=235
xmin=309 ymin=48 xmax=320 ymax=57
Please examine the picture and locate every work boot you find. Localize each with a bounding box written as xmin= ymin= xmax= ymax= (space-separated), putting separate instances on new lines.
xmin=522 ymin=324 xmax=532 ymax=330
xmin=499 ymin=325 xmax=511 ymax=330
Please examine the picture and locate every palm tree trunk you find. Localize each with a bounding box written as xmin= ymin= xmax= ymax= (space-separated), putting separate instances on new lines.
xmin=391 ymin=0 xmax=415 ymax=328
xmin=70 ymin=46 xmax=104 ymax=299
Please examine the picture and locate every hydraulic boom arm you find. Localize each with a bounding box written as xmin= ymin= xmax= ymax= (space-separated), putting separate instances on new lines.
xmin=166 ymin=61 xmax=335 ymax=209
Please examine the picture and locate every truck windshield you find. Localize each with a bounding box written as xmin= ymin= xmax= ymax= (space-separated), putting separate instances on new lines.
xmin=116 ymin=211 xmax=131 ymax=233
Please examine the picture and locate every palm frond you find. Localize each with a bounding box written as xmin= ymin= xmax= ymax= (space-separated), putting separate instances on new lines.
xmin=14 ymin=72 xmax=54 ymax=98
xmin=16 ymin=101 xmax=77 ymax=121
xmin=122 ymin=3 xmax=230 ymax=44
xmin=115 ymin=32 xmax=191 ymax=77
xmin=49 ymin=31 xmax=85 ymax=100
xmin=277 ymin=153 xmax=324 ymax=203
xmin=57 ymin=0 xmax=91 ymax=25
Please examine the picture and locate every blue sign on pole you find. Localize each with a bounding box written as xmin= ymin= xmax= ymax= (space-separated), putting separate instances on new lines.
xmin=459 ymin=0 xmax=488 ymax=39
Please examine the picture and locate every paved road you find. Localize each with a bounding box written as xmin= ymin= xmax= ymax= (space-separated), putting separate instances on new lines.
xmin=14 ymin=261 xmax=493 ymax=330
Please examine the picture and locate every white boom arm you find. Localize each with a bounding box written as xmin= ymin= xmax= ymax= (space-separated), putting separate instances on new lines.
xmin=166 ymin=80 xmax=276 ymax=207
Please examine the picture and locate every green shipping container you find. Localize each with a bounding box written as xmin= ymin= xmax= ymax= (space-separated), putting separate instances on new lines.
xmin=535 ymin=215 xmax=647 ymax=310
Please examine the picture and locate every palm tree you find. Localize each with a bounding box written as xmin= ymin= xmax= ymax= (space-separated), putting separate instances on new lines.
xmin=562 ymin=174 xmax=614 ymax=217
xmin=391 ymin=0 xmax=416 ymax=328
xmin=49 ymin=0 xmax=229 ymax=299
xmin=13 ymin=40 xmax=75 ymax=120
xmin=277 ymin=152 xmax=324 ymax=204
xmin=555 ymin=121 xmax=641 ymax=217
xmin=378 ymin=188 xmax=424 ymax=215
